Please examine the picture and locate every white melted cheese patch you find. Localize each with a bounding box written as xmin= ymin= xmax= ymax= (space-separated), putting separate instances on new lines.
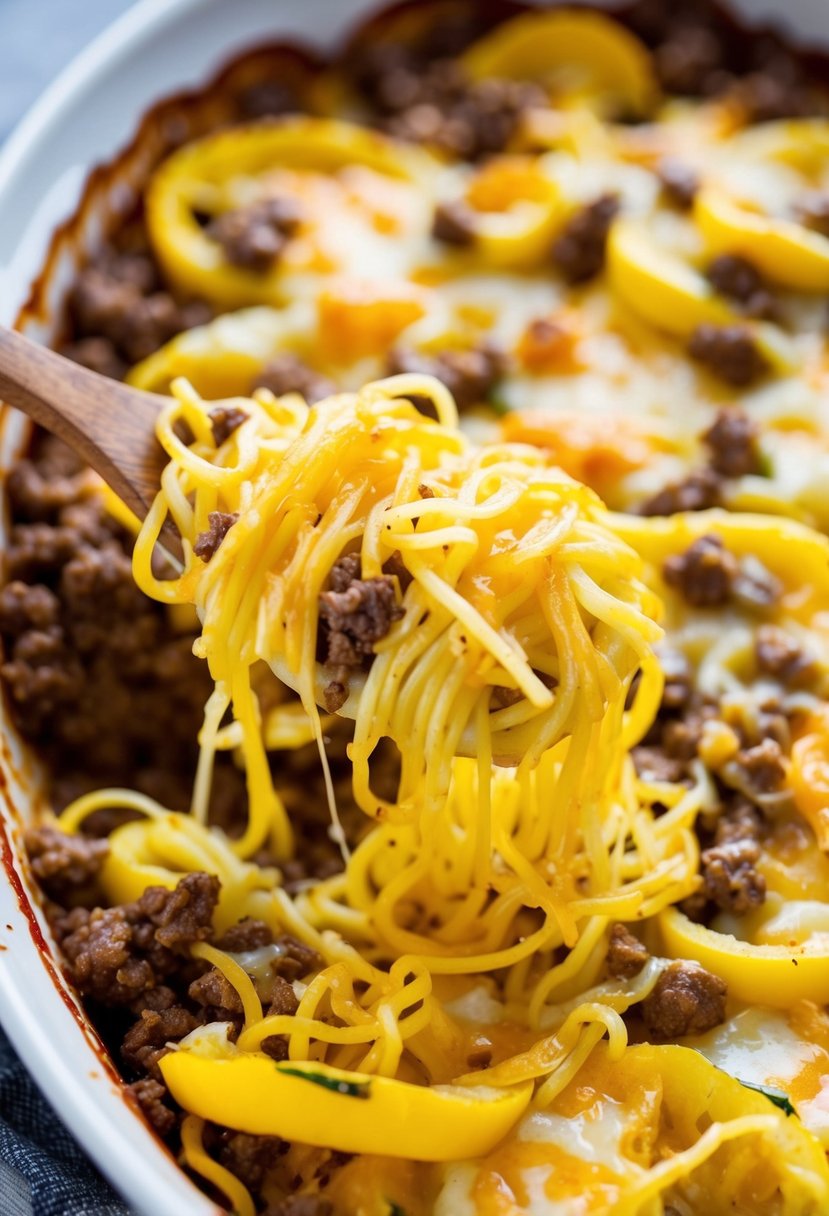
xmin=687 ymin=1007 xmax=829 ymax=1144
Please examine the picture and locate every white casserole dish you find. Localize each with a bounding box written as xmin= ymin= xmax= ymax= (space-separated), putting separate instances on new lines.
xmin=0 ymin=1 xmax=827 ymax=1212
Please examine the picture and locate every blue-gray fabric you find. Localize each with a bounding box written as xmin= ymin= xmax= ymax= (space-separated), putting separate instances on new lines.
xmin=0 ymin=1026 xmax=130 ymax=1216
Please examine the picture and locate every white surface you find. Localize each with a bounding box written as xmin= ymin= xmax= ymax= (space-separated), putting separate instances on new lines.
xmin=0 ymin=1 xmax=827 ymax=1214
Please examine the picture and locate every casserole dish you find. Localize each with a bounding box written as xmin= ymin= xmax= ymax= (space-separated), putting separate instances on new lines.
xmin=1 ymin=2 xmax=829 ymax=1213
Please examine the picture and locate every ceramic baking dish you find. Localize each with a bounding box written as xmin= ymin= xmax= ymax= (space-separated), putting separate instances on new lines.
xmin=0 ymin=1 xmax=826 ymax=1211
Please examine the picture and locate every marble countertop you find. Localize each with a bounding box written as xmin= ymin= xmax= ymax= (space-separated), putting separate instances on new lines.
xmin=2 ymin=0 xmax=135 ymax=142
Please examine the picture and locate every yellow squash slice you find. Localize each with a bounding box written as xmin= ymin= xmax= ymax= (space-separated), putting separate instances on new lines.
xmin=127 ymin=306 xmax=307 ymax=397
xmin=461 ymin=9 xmax=658 ymax=118
xmin=454 ymin=156 xmax=562 ymax=267
xmin=659 ymin=907 xmax=829 ymax=1006
xmin=146 ymin=118 xmax=435 ymax=308
xmin=696 ymin=186 xmax=829 ymax=292
xmin=607 ymin=217 xmax=733 ymax=337
xmin=160 ymin=1053 xmax=532 ymax=1160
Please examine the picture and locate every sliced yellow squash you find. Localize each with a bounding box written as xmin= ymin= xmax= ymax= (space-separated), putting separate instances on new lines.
xmin=461 ymin=9 xmax=658 ymax=118
xmin=695 ymin=186 xmax=829 ymax=292
xmin=607 ymin=217 xmax=733 ymax=337
xmin=127 ymin=306 xmax=307 ymax=397
xmin=659 ymin=907 xmax=829 ymax=1006
xmin=146 ymin=118 xmax=435 ymax=308
xmin=160 ymin=1052 xmax=532 ymax=1160
xmin=452 ymin=157 xmax=563 ymax=267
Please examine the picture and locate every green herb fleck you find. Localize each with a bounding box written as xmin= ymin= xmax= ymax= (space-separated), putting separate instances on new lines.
xmin=738 ymin=1078 xmax=796 ymax=1117
xmin=486 ymin=383 xmax=512 ymax=416
xmin=277 ymin=1065 xmax=371 ymax=1099
xmin=756 ymin=450 xmax=773 ymax=479
xmin=387 ymin=1204 xmax=407 ymax=1216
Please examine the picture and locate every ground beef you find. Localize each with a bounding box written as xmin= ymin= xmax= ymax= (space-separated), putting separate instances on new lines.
xmin=491 ymin=684 xmax=522 ymax=710
xmin=253 ymin=353 xmax=336 ymax=404
xmin=664 ymin=540 xmax=779 ymax=615
xmin=209 ymin=405 xmax=248 ymax=446
xmin=260 ymin=1036 xmax=291 ymax=1063
xmin=55 ymin=873 xmax=218 ymax=1005
xmin=193 ymin=512 xmax=239 ymax=562
xmin=701 ymin=835 xmax=766 ymax=914
xmin=702 ymin=408 xmax=761 ymax=479
xmin=661 ymin=714 xmax=707 ymax=763
xmin=0 ymin=436 xmax=227 ymax=813
xmin=323 ymin=679 xmax=349 ymax=713
xmin=207 ymin=198 xmax=302 ymax=272
xmin=723 ymin=738 xmax=786 ymax=800
xmin=387 ymin=343 xmax=505 ymax=411
xmin=432 ymin=199 xmax=477 ymax=246
xmin=319 ymin=555 xmax=404 ymax=669
xmin=638 ymin=468 xmax=722 ymax=517
xmin=270 ymin=935 xmax=322 ymax=983
xmin=755 ymin=625 xmax=812 ymax=684
xmin=607 ymin=924 xmax=650 ymax=978
xmin=268 ymin=976 xmax=300 ymax=1017
xmin=205 ymin=1128 xmax=286 ymax=1192
xmin=4 ymin=522 xmax=81 ymax=582
xmin=23 ymin=825 xmax=108 ymax=903
xmin=631 ymin=746 xmax=687 ymax=784
xmin=5 ymin=459 xmax=92 ymax=524
xmin=259 ymin=975 xmax=301 ymax=1062
xmin=139 ymin=873 xmax=220 ymax=951
xmin=126 ymin=1077 xmax=178 ymax=1138
xmin=0 ymin=631 xmax=82 ymax=735
xmin=653 ymin=24 xmax=725 ymax=96
xmin=68 ymin=250 xmax=210 ymax=366
xmin=357 ymin=43 xmax=545 ymax=161
xmin=688 ymin=324 xmax=768 ymax=386
xmin=706 ymin=255 xmax=777 ymax=320
xmin=715 ymin=798 xmax=764 ymax=846
xmin=58 ymin=336 xmax=128 ymax=380
xmin=663 ymin=535 xmax=737 ymax=607
xmin=732 ymin=67 xmax=822 ymax=125
xmin=58 ymin=906 xmax=154 ymax=1005
xmin=551 ymin=194 xmax=620 ymax=284
xmin=794 ymin=191 xmax=829 ymax=237
xmin=0 ymin=582 xmax=58 ymax=638
xmin=214 ymin=918 xmax=273 ymax=952
xmin=188 ymin=968 xmax=244 ymax=1019
xmin=656 ymin=158 xmax=699 ymax=209
xmin=642 ymin=961 xmax=727 ymax=1039
xmin=658 ymin=648 xmax=693 ymax=711
xmin=122 ymin=1005 xmax=199 ymax=1080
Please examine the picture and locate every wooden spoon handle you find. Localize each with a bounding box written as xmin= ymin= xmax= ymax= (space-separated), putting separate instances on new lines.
xmin=0 ymin=326 xmax=167 ymax=520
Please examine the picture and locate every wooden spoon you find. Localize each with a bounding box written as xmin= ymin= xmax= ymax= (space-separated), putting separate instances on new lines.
xmin=0 ymin=325 xmax=169 ymax=526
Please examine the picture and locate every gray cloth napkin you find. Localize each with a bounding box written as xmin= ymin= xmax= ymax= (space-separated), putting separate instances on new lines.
xmin=0 ymin=1026 xmax=131 ymax=1216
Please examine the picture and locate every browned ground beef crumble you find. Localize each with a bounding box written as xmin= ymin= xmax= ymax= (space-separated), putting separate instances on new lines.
xmin=387 ymin=341 xmax=507 ymax=411
xmin=6 ymin=1 xmax=829 ymax=1207
xmin=550 ymin=193 xmax=620 ymax=284
xmin=193 ymin=511 xmax=239 ymax=562
xmin=606 ymin=924 xmax=649 ymax=979
xmin=687 ymin=322 xmax=770 ymax=386
xmin=641 ymin=961 xmax=727 ymax=1039
xmin=254 ymin=354 xmax=336 ymax=405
